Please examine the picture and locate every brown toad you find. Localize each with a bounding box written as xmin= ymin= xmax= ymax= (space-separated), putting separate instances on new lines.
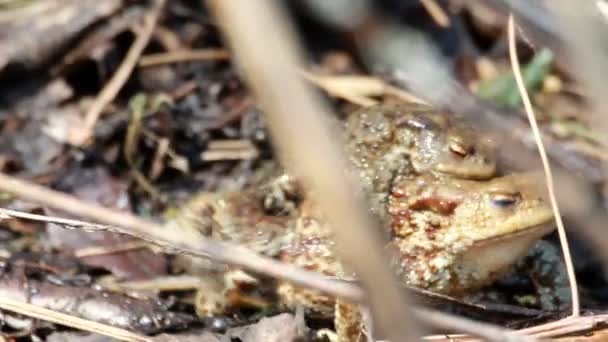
xmin=276 ymin=172 xmax=553 ymax=341
xmin=176 ymin=172 xmax=553 ymax=341
xmin=387 ymin=172 xmax=554 ymax=294
xmin=344 ymin=103 xmax=496 ymax=184
xmin=263 ymin=103 xmax=497 ymax=218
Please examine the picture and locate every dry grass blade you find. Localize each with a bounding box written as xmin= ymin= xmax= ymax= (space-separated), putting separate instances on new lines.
xmin=206 ymin=0 xmax=419 ymax=340
xmin=300 ymin=71 xmax=378 ymax=106
xmin=301 ymin=71 xmax=427 ymax=107
xmin=507 ymin=14 xmax=580 ymax=317
xmin=201 ymin=139 xmax=260 ymax=161
xmin=0 ymin=173 xmax=365 ymax=301
xmin=0 ymin=297 xmax=150 ymax=342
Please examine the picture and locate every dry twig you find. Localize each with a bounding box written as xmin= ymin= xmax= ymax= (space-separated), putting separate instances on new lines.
xmin=138 ymin=48 xmax=230 ymax=67
xmin=201 ymin=139 xmax=260 ymax=161
xmin=74 ymin=241 xmax=149 ymax=258
xmin=301 ymin=71 xmax=427 ymax=107
xmin=0 ymin=174 xmax=363 ymax=301
xmin=420 ymin=0 xmax=450 ymax=27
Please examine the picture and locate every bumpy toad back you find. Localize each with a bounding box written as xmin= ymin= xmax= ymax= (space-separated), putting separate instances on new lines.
xmin=344 ymin=103 xmax=496 ymax=218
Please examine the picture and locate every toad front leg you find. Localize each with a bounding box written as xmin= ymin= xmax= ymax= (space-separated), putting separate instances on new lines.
xmin=277 ymin=199 xmax=367 ymax=342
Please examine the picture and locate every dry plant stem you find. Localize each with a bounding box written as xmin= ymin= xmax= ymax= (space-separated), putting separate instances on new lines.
xmin=415 ymin=308 xmax=535 ymax=342
xmin=75 ymin=241 xmax=149 ymax=258
xmin=0 ymin=297 xmax=149 ymax=342
xmin=419 ymin=0 xmax=450 ymax=27
xmin=301 ymin=71 xmax=428 ymax=106
xmin=138 ymin=48 xmax=230 ymax=67
xmin=0 ymin=173 xmax=363 ymax=300
xmin=0 ymin=175 xmax=534 ymax=341
xmin=84 ymin=0 xmax=165 ymax=129
xmin=206 ymin=1 xmax=418 ymax=341
xmin=300 ymin=71 xmax=378 ymax=106
xmin=507 ymin=14 xmax=579 ymax=317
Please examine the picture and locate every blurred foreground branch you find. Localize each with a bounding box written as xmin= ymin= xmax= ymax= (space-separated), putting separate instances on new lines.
xmin=206 ymin=0 xmax=418 ymax=340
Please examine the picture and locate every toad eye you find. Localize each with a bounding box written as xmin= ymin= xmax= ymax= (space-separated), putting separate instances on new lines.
xmin=449 ymin=142 xmax=470 ymax=157
xmin=489 ymin=191 xmax=520 ymax=208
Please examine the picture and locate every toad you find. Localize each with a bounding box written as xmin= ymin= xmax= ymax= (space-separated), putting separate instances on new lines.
xmin=178 ymin=172 xmax=553 ymax=341
xmin=386 ymin=172 xmax=554 ymax=293
xmin=275 ymin=172 xmax=553 ymax=341
xmin=166 ymin=104 xmax=533 ymax=340
xmin=262 ymin=103 xmax=497 ymax=218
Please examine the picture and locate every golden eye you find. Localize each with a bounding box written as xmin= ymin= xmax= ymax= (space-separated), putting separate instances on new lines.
xmin=449 ymin=142 xmax=469 ymax=157
xmin=489 ymin=191 xmax=520 ymax=208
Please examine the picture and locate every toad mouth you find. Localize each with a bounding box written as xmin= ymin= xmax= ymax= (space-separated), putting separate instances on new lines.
xmin=473 ymin=222 xmax=555 ymax=248
xmin=456 ymin=222 xmax=555 ymax=290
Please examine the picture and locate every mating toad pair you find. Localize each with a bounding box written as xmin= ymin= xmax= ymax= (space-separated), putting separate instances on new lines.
xmin=168 ymin=103 xmax=554 ymax=341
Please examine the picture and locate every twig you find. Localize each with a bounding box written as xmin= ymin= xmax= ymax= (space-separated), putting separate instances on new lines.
xmin=0 ymin=173 xmax=363 ymax=301
xmin=301 ymin=71 xmax=428 ymax=108
xmin=201 ymin=139 xmax=259 ymax=161
xmin=300 ymin=71 xmax=378 ymax=106
xmin=420 ymin=0 xmax=451 ymax=28
xmin=0 ymin=297 xmax=149 ymax=342
xmin=507 ymin=14 xmax=579 ymax=317
xmin=83 ymin=0 xmax=165 ymax=135
xmin=206 ymin=1 xmax=419 ymax=341
xmin=138 ymin=48 xmax=230 ymax=67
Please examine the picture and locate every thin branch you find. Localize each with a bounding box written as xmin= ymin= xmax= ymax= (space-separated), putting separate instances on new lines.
xmin=0 ymin=297 xmax=149 ymax=342
xmin=507 ymin=14 xmax=579 ymax=317
xmin=138 ymin=48 xmax=230 ymax=67
xmin=83 ymin=0 xmax=165 ymax=134
xmin=206 ymin=0 xmax=419 ymax=340
xmin=420 ymin=0 xmax=450 ymax=28
xmin=0 ymin=173 xmax=363 ymax=301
